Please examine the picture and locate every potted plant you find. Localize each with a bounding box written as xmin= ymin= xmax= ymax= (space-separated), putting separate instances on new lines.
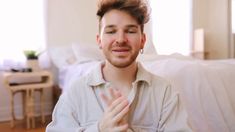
xmin=24 ymin=50 xmax=38 ymax=60
xmin=24 ymin=50 xmax=40 ymax=71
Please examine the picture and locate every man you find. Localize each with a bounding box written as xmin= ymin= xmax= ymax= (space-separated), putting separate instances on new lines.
xmin=46 ymin=0 xmax=192 ymax=131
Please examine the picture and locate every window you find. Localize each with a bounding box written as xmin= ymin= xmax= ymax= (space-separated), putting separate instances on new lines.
xmin=0 ymin=0 xmax=46 ymax=69
xmin=150 ymin=0 xmax=192 ymax=55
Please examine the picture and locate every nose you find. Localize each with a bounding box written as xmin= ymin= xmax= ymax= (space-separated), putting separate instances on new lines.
xmin=116 ymin=31 xmax=127 ymax=44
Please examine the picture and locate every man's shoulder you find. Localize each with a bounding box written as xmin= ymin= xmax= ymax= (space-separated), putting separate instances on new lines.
xmin=66 ymin=62 xmax=102 ymax=91
xmin=143 ymin=70 xmax=173 ymax=95
xmin=151 ymin=73 xmax=170 ymax=86
xmin=141 ymin=67 xmax=171 ymax=88
xmin=69 ymin=72 xmax=92 ymax=88
xmin=138 ymin=62 xmax=170 ymax=84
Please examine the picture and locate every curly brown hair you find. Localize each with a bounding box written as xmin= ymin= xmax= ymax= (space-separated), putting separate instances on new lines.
xmin=96 ymin=0 xmax=150 ymax=33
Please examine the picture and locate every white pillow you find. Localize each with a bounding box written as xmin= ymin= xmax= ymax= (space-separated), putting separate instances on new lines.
xmin=48 ymin=45 xmax=76 ymax=69
xmin=38 ymin=51 xmax=52 ymax=69
xmin=72 ymin=42 xmax=104 ymax=64
xmin=61 ymin=61 xmax=101 ymax=91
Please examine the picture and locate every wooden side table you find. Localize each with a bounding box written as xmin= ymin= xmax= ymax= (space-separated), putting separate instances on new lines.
xmin=3 ymin=71 xmax=53 ymax=129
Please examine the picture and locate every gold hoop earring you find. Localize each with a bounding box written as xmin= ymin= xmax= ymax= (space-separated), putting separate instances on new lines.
xmin=140 ymin=49 xmax=144 ymax=54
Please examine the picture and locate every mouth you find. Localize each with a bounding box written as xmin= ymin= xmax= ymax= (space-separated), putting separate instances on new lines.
xmin=112 ymin=48 xmax=130 ymax=56
xmin=112 ymin=49 xmax=130 ymax=52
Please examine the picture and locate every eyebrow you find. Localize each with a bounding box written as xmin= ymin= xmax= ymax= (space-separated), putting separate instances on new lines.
xmin=104 ymin=25 xmax=116 ymax=29
xmin=104 ymin=24 xmax=139 ymax=29
xmin=126 ymin=24 xmax=138 ymax=29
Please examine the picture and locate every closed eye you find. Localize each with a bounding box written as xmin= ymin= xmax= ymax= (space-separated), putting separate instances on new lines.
xmin=126 ymin=29 xmax=137 ymax=34
xmin=105 ymin=30 xmax=116 ymax=34
xmin=127 ymin=30 xmax=137 ymax=33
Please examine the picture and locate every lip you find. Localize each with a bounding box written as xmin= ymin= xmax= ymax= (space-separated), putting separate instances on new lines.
xmin=112 ymin=48 xmax=130 ymax=56
xmin=112 ymin=49 xmax=130 ymax=52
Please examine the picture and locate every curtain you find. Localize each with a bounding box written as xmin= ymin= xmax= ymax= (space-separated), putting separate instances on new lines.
xmin=0 ymin=0 xmax=46 ymax=70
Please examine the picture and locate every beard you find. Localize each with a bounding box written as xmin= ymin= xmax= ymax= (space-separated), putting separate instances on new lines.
xmin=104 ymin=49 xmax=139 ymax=68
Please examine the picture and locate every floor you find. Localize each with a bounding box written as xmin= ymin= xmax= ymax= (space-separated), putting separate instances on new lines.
xmin=0 ymin=116 xmax=51 ymax=132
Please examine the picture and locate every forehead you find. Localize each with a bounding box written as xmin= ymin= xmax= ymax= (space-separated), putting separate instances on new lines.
xmin=100 ymin=9 xmax=139 ymax=28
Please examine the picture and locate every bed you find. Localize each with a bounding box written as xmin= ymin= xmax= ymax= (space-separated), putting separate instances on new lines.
xmin=48 ymin=43 xmax=235 ymax=132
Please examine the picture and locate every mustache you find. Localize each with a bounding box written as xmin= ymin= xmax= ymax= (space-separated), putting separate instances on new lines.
xmin=114 ymin=41 xmax=127 ymax=46
xmin=112 ymin=45 xmax=131 ymax=50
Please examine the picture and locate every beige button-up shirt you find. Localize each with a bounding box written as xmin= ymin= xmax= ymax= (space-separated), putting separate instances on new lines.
xmin=46 ymin=62 xmax=192 ymax=132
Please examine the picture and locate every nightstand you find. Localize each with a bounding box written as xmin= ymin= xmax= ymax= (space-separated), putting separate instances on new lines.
xmin=3 ymin=71 xmax=53 ymax=129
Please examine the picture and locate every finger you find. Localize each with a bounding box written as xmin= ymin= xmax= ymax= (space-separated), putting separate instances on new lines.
xmin=113 ymin=103 xmax=129 ymax=123
xmin=114 ymin=123 xmax=128 ymax=132
xmin=109 ymin=88 xmax=116 ymax=99
xmin=110 ymin=99 xmax=129 ymax=117
xmin=101 ymin=88 xmax=122 ymax=106
xmin=108 ymin=97 xmax=125 ymax=112
xmin=100 ymin=93 xmax=111 ymax=106
xmin=109 ymin=88 xmax=122 ymax=102
xmin=113 ymin=89 xmax=122 ymax=98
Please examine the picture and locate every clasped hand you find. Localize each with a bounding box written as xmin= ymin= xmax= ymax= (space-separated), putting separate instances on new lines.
xmin=99 ymin=88 xmax=130 ymax=132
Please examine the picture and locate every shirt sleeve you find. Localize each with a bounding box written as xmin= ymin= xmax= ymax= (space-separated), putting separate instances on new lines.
xmin=157 ymin=85 xmax=193 ymax=132
xmin=46 ymin=92 xmax=99 ymax=132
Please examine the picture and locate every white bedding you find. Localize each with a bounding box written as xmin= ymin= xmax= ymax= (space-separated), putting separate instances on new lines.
xmin=58 ymin=61 xmax=100 ymax=89
xmin=56 ymin=55 xmax=235 ymax=132
xmin=143 ymin=59 xmax=235 ymax=132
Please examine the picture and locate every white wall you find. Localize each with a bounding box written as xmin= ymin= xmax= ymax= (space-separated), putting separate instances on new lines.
xmin=47 ymin=0 xmax=98 ymax=47
xmin=193 ymin=0 xmax=231 ymax=59
xmin=47 ymin=0 xmax=156 ymax=55
xmin=48 ymin=0 xmax=232 ymax=59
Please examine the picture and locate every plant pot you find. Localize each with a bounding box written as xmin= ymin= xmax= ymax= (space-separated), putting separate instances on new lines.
xmin=27 ymin=59 xmax=40 ymax=72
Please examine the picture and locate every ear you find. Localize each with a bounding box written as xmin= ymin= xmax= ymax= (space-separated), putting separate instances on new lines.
xmin=96 ymin=34 xmax=102 ymax=49
xmin=140 ymin=33 xmax=146 ymax=49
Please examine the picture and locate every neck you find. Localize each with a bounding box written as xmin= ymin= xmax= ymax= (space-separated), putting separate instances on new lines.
xmin=102 ymin=60 xmax=138 ymax=90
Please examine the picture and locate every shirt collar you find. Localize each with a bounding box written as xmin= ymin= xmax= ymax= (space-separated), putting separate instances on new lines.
xmin=87 ymin=62 xmax=152 ymax=87
xmin=134 ymin=62 xmax=152 ymax=85
xmin=87 ymin=62 xmax=106 ymax=86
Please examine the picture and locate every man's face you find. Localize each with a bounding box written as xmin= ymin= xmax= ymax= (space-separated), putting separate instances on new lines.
xmin=97 ymin=9 xmax=146 ymax=68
